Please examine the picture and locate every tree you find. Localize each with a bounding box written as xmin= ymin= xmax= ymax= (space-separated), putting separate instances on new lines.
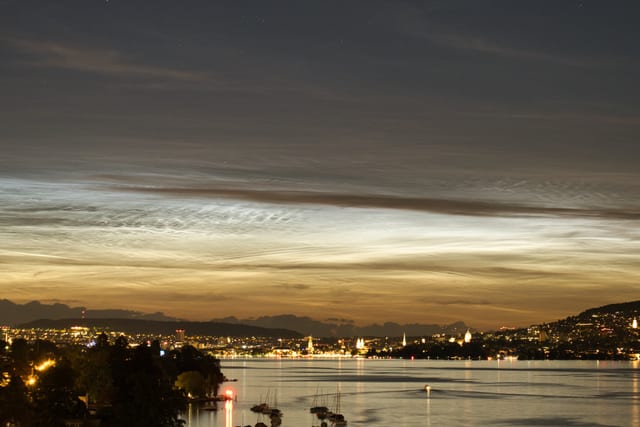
xmin=1 ymin=337 xmax=219 ymax=427
xmin=9 ymin=338 xmax=30 ymax=377
xmin=0 ymin=373 xmax=31 ymax=426
xmin=165 ymin=345 xmax=224 ymax=397
xmin=104 ymin=344 xmax=187 ymax=427
xmin=76 ymin=342 xmax=115 ymax=406
xmin=31 ymin=359 xmax=87 ymax=427
xmin=175 ymin=371 xmax=205 ymax=398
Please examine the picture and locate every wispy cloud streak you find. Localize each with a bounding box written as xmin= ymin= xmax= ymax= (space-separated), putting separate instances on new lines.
xmin=427 ymin=33 xmax=590 ymax=67
xmin=4 ymin=38 xmax=208 ymax=81
xmin=109 ymin=186 xmax=640 ymax=220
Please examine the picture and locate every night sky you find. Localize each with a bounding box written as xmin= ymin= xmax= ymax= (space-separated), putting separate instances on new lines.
xmin=1 ymin=1 xmax=639 ymax=329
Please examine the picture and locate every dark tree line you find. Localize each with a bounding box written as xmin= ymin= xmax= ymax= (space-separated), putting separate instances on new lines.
xmin=0 ymin=335 xmax=223 ymax=427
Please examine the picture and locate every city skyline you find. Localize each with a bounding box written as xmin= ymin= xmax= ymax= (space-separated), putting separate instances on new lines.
xmin=1 ymin=1 xmax=639 ymax=330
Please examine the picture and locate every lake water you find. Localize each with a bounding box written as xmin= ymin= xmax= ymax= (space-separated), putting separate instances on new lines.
xmin=183 ymin=358 xmax=640 ymax=427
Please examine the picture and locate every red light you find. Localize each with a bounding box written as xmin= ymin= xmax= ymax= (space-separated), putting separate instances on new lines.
xmin=225 ymin=389 xmax=233 ymax=398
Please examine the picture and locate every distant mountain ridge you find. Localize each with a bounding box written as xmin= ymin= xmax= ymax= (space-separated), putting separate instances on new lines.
xmin=0 ymin=299 xmax=179 ymax=326
xmin=1 ymin=299 xmax=468 ymax=337
xmin=212 ymin=314 xmax=469 ymax=337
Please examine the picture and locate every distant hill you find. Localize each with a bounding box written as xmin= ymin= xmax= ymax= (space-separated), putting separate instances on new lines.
xmin=0 ymin=299 xmax=178 ymax=326
xmin=578 ymin=301 xmax=640 ymax=318
xmin=528 ymin=300 xmax=640 ymax=340
xmin=16 ymin=318 xmax=301 ymax=338
xmin=212 ymin=314 xmax=469 ymax=337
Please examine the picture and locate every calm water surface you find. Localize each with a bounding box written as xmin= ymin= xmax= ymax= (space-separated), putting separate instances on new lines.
xmin=183 ymin=359 xmax=640 ymax=427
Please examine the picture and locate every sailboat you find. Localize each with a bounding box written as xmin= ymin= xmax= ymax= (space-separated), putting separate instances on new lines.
xmin=251 ymin=391 xmax=269 ymax=413
xmin=326 ymin=390 xmax=347 ymax=427
xmin=310 ymin=387 xmax=329 ymax=417
xmin=251 ymin=390 xmax=272 ymax=414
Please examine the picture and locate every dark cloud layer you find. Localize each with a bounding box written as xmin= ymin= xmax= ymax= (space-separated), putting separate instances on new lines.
xmin=112 ymin=186 xmax=640 ymax=220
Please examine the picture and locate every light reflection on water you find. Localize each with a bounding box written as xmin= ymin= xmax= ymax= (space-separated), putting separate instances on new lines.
xmin=183 ymin=359 xmax=640 ymax=427
xmin=225 ymin=400 xmax=233 ymax=427
xmin=633 ymin=368 xmax=639 ymax=426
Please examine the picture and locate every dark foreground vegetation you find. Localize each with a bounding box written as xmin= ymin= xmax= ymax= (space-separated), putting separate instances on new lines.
xmin=0 ymin=335 xmax=223 ymax=427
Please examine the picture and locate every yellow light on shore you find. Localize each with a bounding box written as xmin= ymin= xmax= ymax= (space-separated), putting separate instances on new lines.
xmin=35 ymin=359 xmax=55 ymax=372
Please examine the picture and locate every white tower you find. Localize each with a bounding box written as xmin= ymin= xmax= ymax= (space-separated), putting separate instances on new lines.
xmin=633 ymin=318 xmax=638 ymax=329
xmin=402 ymin=333 xmax=407 ymax=347
xmin=307 ymin=336 xmax=314 ymax=352
xmin=464 ymin=329 xmax=472 ymax=344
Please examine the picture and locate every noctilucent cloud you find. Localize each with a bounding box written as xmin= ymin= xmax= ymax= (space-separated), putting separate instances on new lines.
xmin=1 ymin=1 xmax=639 ymax=329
